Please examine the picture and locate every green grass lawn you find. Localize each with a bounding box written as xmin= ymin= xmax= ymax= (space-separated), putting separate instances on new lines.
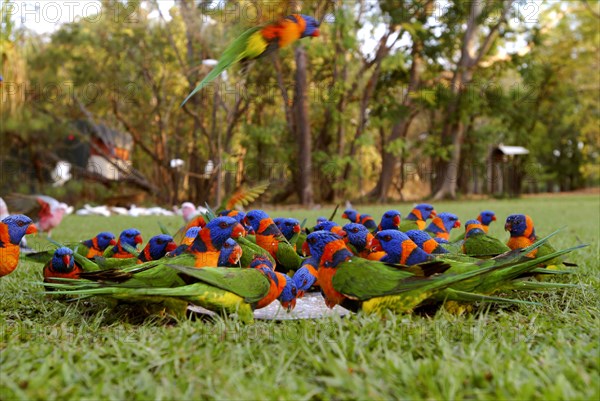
xmin=1 ymin=195 xmax=599 ymax=400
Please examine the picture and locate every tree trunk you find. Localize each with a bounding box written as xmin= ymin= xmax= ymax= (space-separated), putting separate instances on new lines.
xmin=293 ymin=45 xmax=314 ymax=206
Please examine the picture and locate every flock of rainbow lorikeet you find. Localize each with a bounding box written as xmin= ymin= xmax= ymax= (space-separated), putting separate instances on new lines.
xmin=0 ymin=204 xmax=584 ymax=323
xmin=0 ymin=15 xmax=586 ymax=322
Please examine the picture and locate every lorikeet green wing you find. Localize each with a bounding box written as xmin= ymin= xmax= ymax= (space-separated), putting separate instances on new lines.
xmin=462 ymin=230 xmax=510 ymax=257
xmin=235 ymin=236 xmax=275 ymax=267
xmin=166 ymin=264 xmax=270 ymax=304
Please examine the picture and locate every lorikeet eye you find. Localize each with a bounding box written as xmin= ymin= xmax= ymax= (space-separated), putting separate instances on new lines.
xmin=308 ymin=237 xmax=316 ymax=245
xmin=17 ymin=220 xmax=25 ymax=227
xmin=219 ymin=222 xmax=228 ymax=229
xmin=383 ymin=235 xmax=392 ymax=241
xmin=352 ymin=228 xmax=358 ymax=233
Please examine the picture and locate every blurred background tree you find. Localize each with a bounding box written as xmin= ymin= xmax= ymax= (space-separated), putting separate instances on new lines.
xmin=1 ymin=0 xmax=598 ymax=206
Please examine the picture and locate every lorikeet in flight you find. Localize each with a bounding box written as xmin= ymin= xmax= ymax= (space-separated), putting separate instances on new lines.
xmin=43 ymin=247 xmax=83 ymax=285
xmin=103 ymin=229 xmax=143 ymax=259
xmin=425 ymin=212 xmax=461 ymax=241
xmin=341 ymin=209 xmax=377 ymax=232
xmin=405 ymin=230 xmax=449 ymax=255
xmin=243 ymin=210 xmax=303 ymax=273
xmin=0 ymin=215 xmax=37 ymax=277
xmin=377 ymin=210 xmax=402 ymax=232
xmin=399 ymin=203 xmax=437 ymax=232
xmin=477 ymin=210 xmax=497 ymax=233
xmin=181 ymin=14 xmax=320 ymax=106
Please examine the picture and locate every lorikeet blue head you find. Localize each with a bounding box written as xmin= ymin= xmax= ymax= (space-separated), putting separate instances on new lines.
xmin=378 ymin=210 xmax=401 ymax=231
xmin=183 ymin=226 xmax=200 ymax=243
xmin=371 ymin=230 xmax=433 ymax=265
xmin=305 ymin=231 xmax=353 ymax=267
xmin=341 ymin=209 xmax=358 ymax=223
xmin=205 ymin=217 xmax=246 ymax=248
xmin=315 ymin=220 xmax=346 ymax=237
xmin=342 ymin=223 xmax=371 ymax=252
xmin=316 ymin=216 xmax=328 ymax=224
xmin=217 ymin=238 xmax=243 ymax=267
xmin=293 ymin=259 xmax=318 ymax=298
xmin=278 ymin=274 xmax=298 ymax=311
xmin=288 ymin=14 xmax=320 ymax=38
xmin=505 ymin=214 xmax=536 ymax=239
xmin=143 ymin=235 xmax=177 ymax=261
xmin=1 ymin=214 xmax=36 ymax=245
xmin=249 ymin=255 xmax=275 ymax=270
xmin=465 ymin=227 xmax=486 ymax=239
xmin=407 ymin=203 xmax=437 ymax=221
xmin=464 ymin=219 xmax=485 ymax=236
xmin=405 ymin=230 xmax=449 ymax=254
xmin=50 ymin=247 xmax=75 ymax=273
xmin=428 ymin=212 xmax=461 ymax=234
xmin=243 ymin=210 xmax=277 ymax=235
xmin=117 ymin=228 xmax=143 ymax=249
xmin=219 ymin=209 xmax=246 ymax=225
xmin=477 ymin=210 xmax=496 ymax=226
xmin=93 ymin=232 xmax=117 ymax=251
xmin=274 ymin=218 xmax=301 ymax=241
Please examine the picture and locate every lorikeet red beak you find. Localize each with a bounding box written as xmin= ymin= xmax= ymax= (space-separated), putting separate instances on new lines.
xmin=371 ymin=238 xmax=383 ymax=252
xmin=281 ymin=298 xmax=297 ymax=311
xmin=165 ymin=242 xmax=178 ymax=253
xmin=134 ymin=235 xmax=143 ymax=244
xmin=454 ymin=220 xmax=461 ymax=229
xmin=62 ymin=255 xmax=71 ymax=266
xmin=109 ymin=239 xmax=117 ymax=246
xmin=293 ymin=225 xmax=301 ymax=234
xmin=341 ymin=213 xmax=348 ymax=219
xmin=393 ymin=215 xmax=401 ymax=226
xmin=430 ymin=210 xmax=437 ymax=218
xmin=492 ymin=216 xmax=497 ymax=221
xmin=231 ymin=223 xmax=246 ymax=238
xmin=302 ymin=241 xmax=310 ymax=256
xmin=312 ymin=29 xmax=320 ymax=37
xmin=26 ymin=224 xmax=38 ymax=235
xmin=297 ymin=290 xmax=305 ymax=298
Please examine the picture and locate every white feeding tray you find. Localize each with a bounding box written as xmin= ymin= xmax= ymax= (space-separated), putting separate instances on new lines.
xmin=187 ymin=292 xmax=351 ymax=321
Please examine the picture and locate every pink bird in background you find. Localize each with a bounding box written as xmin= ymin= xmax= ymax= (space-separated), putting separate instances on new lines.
xmin=6 ymin=194 xmax=70 ymax=237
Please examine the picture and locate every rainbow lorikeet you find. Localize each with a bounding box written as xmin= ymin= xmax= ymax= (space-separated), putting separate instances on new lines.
xmin=369 ymin=229 xmax=581 ymax=309
xmin=47 ymin=264 xmax=275 ymax=323
xmin=462 ymin=227 xmax=510 ymax=257
xmin=305 ymin=231 xmax=526 ymax=315
xmin=449 ymin=219 xmax=485 ymax=243
xmin=103 ymin=229 xmax=143 ymax=259
xmin=314 ymin=220 xmax=346 ymax=237
xmin=342 ymin=209 xmax=377 ymax=232
xmin=243 ymin=210 xmax=303 ymax=273
xmin=399 ymin=204 xmax=437 ymax=232
xmin=181 ymin=14 xmax=320 ymax=106
xmin=277 ymin=273 xmax=298 ymax=311
xmin=377 ymin=210 xmax=402 ymax=232
xmin=292 ymin=257 xmax=319 ymax=298
xmin=96 ymin=235 xmax=178 ymax=269
xmin=218 ymin=238 xmax=243 ymax=267
xmin=341 ymin=223 xmax=384 ymax=260
xmin=181 ymin=227 xmax=200 ymax=247
xmin=405 ymin=230 xmax=449 ymax=255
xmin=477 ymin=210 xmax=497 ymax=233
xmin=43 ymin=247 xmax=83 ymax=285
xmin=505 ymin=214 xmax=577 ymax=269
xmin=425 ymin=212 xmax=461 ymax=241
xmin=77 ymin=232 xmax=117 ymax=258
xmin=0 ymin=215 xmax=37 ymax=277
xmin=274 ymin=218 xmax=301 ymax=242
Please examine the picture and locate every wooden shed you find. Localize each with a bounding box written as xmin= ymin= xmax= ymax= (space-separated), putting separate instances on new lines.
xmin=487 ymin=144 xmax=530 ymax=197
